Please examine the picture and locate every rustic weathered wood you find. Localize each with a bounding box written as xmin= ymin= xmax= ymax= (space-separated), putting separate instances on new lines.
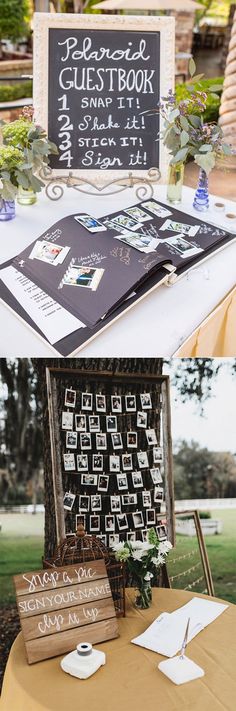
xmin=46 ymin=368 xmax=66 ymax=544
xmin=25 ymin=617 xmax=119 ymax=665
xmin=17 ymin=577 xmax=111 ymax=618
xmin=161 ymin=378 xmax=175 ymax=546
xmin=14 ymin=559 xmax=119 ymax=664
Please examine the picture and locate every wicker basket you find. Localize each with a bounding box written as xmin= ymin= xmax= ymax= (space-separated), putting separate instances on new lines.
xmin=43 ymin=524 xmax=125 ymax=617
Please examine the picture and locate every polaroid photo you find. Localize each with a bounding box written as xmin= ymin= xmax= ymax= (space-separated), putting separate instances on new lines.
xmin=150 ymin=468 xmax=163 ymax=484
xmin=66 ymin=431 xmax=78 ymax=449
xmin=80 ymin=432 xmax=92 ymax=450
xmin=96 ymin=394 xmax=106 ymax=412
xmin=76 ymin=513 xmax=85 ymax=529
xmin=132 ymin=471 xmax=143 ymax=488
xmin=154 ymin=486 xmax=164 ymax=503
xmin=156 ymin=524 xmax=167 ymax=541
xmin=103 ymin=218 xmax=130 ymax=235
xmin=65 ymin=388 xmax=76 ymax=408
xmin=75 ymin=414 xmax=87 ymax=432
xmin=62 ymin=264 xmax=104 ymax=290
xmin=105 ymin=515 xmax=115 ymax=532
xmin=98 ymin=474 xmax=109 ymax=492
xmin=125 ymin=395 xmax=136 ymax=412
xmin=146 ymin=429 xmax=157 ymax=446
xmin=137 ymin=411 xmax=147 ymax=429
xmin=62 ymin=411 xmax=74 ymax=430
xmin=82 ymin=393 xmax=93 ymax=411
xmin=92 ymin=453 xmax=103 ymax=471
xmin=77 ymin=454 xmax=88 ymax=471
xmin=142 ymin=491 xmax=152 ymax=508
xmin=89 ymin=415 xmax=100 ymax=433
xmin=98 ymin=534 xmax=107 ymax=546
xmin=127 ymin=432 xmax=137 ymax=449
xmin=153 ymin=446 xmax=163 ymax=463
xmin=63 ymin=453 xmax=76 ymax=471
xmin=116 ymin=473 xmax=128 ymax=490
xmin=29 ymin=240 xmax=70 ymax=265
xmin=116 ymin=513 xmax=128 ymax=531
xmin=124 ymin=206 xmax=153 ymax=223
xmin=132 ymin=511 xmax=144 ymax=529
xmin=141 ymin=529 xmax=148 ymax=542
xmin=122 ymin=453 xmax=133 ymax=471
xmin=106 ymin=415 xmax=117 ymax=433
xmin=90 ymin=515 xmax=100 ymax=532
xmin=91 ymin=494 xmax=102 ymax=512
xmin=114 ymin=232 xmax=159 ymax=254
xmin=122 ymin=493 xmax=137 ymax=506
xmin=79 ymin=495 xmax=90 ymax=512
xmin=141 ymin=201 xmax=172 ymax=218
xmin=63 ymin=492 xmax=76 ymax=511
xmin=140 ymin=393 xmax=152 ymax=410
xmin=96 ymin=433 xmax=107 ymax=450
xmin=110 ymin=495 xmax=121 ymax=513
xmin=110 ymin=214 xmax=143 ymax=231
xmin=137 ymin=451 xmax=149 ymax=469
xmin=159 ymin=218 xmax=200 ymax=237
xmin=109 ymin=454 xmax=120 ymax=472
xmin=127 ymin=531 xmax=136 ymax=542
xmin=109 ymin=533 xmax=120 ymax=547
xmin=161 ymin=235 xmax=203 ymax=260
xmin=81 ymin=473 xmax=98 ymax=486
xmin=146 ymin=509 xmax=156 ymax=525
xmin=111 ymin=433 xmax=123 ymax=450
xmin=111 ymin=395 xmax=122 ymax=413
xmin=74 ymin=213 xmax=107 ymax=233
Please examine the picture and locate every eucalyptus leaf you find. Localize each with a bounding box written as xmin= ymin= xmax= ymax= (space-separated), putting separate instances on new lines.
xmin=209 ymin=84 xmax=223 ymax=92
xmin=15 ymin=171 xmax=30 ymax=189
xmin=171 ymin=146 xmax=189 ymax=163
xmin=199 ymin=145 xmax=213 ymax=153
xmin=180 ymin=130 xmax=189 ymax=148
xmin=180 ymin=116 xmax=189 ymax=131
xmin=187 ymin=73 xmax=205 ymax=84
xmin=189 ymin=114 xmax=201 ymax=128
xmin=210 ymin=93 xmax=220 ymax=100
xmin=169 ymin=108 xmax=180 ymax=122
xmin=194 ymin=152 xmax=216 ymax=175
xmin=30 ymin=174 xmax=45 ymax=192
xmin=189 ymin=57 xmax=196 ymax=78
xmin=222 ymin=144 xmax=232 ymax=156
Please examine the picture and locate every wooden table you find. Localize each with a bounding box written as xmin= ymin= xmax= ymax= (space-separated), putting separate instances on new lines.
xmin=1 ymin=588 xmax=236 ymax=711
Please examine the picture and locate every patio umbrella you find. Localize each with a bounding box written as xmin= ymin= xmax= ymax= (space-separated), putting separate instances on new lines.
xmin=94 ymin=1 xmax=202 ymax=11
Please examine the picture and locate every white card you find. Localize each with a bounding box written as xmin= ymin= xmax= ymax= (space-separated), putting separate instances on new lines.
xmin=28 ymin=240 xmax=70 ymax=265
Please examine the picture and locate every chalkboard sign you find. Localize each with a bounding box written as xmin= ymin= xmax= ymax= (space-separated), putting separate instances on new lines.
xmin=14 ymin=559 xmax=119 ymax=664
xmin=34 ymin=13 xmax=175 ymax=183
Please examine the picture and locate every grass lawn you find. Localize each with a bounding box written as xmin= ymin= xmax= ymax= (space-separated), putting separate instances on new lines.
xmin=0 ymin=510 xmax=235 ymax=606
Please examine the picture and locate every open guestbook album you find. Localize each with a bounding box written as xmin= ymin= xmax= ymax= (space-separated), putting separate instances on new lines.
xmin=0 ymin=198 xmax=235 ymax=355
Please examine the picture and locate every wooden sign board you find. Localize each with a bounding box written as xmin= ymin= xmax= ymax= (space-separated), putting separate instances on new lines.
xmin=33 ymin=12 xmax=175 ymax=184
xmin=14 ymin=559 xmax=119 ymax=664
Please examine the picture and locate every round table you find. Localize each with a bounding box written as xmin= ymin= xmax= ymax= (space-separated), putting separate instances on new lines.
xmin=1 ymin=589 xmax=236 ymax=711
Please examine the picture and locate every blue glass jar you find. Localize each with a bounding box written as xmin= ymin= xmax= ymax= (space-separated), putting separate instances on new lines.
xmin=0 ymin=199 xmax=16 ymax=221
xmin=193 ymin=168 xmax=209 ymax=212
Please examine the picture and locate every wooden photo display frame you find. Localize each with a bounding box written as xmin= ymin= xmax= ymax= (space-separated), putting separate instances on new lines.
xmin=46 ymin=368 xmax=175 ymax=547
xmin=166 ymin=510 xmax=215 ymax=597
xmin=33 ymin=12 xmax=175 ymax=184
xmin=14 ymin=559 xmax=119 ymax=664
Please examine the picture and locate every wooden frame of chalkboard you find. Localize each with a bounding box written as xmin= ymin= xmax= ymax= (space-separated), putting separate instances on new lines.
xmin=33 ymin=12 xmax=175 ymax=185
xmin=45 ymin=367 xmax=175 ymax=548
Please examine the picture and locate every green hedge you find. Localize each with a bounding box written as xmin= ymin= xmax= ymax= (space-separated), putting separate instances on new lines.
xmin=0 ymin=79 xmax=32 ymax=103
xmin=176 ymin=76 xmax=224 ymax=123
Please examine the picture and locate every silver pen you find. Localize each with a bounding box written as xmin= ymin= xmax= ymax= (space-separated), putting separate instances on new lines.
xmin=179 ymin=617 xmax=190 ymax=659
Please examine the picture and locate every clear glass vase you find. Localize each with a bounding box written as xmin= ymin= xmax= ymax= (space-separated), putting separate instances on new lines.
xmin=193 ymin=168 xmax=209 ymax=212
xmin=134 ymin=581 xmax=152 ymax=609
xmin=0 ymin=198 xmax=16 ymax=221
xmin=17 ymin=187 xmax=37 ymax=206
xmin=167 ymin=161 xmax=184 ymax=204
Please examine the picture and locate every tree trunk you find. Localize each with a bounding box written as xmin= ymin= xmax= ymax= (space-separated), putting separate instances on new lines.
xmin=35 ymin=358 xmax=163 ymax=558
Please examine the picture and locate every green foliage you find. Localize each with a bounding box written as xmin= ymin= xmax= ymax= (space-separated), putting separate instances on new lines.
xmin=174 ymin=441 xmax=236 ymax=500
xmin=0 ymin=0 xmax=30 ymax=42
xmin=0 ymin=534 xmax=43 ymax=605
xmin=176 ymin=77 xmax=224 ymax=124
xmin=0 ymin=81 xmax=32 ymax=104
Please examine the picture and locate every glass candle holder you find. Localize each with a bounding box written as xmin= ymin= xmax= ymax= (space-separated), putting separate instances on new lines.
xmin=167 ymin=162 xmax=184 ymax=204
xmin=0 ymin=199 xmax=16 ymax=221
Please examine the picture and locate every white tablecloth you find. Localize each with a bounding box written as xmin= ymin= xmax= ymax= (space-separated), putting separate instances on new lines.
xmin=0 ymin=185 xmax=235 ymax=356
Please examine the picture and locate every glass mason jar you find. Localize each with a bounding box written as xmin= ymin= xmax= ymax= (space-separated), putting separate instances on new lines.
xmin=167 ymin=161 xmax=185 ymax=204
xmin=134 ymin=581 xmax=152 ymax=609
xmin=0 ymin=198 xmax=16 ymax=221
xmin=17 ymin=187 xmax=37 ymax=206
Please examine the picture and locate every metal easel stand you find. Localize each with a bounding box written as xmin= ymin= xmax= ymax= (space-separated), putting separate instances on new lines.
xmin=39 ymin=166 xmax=161 ymax=201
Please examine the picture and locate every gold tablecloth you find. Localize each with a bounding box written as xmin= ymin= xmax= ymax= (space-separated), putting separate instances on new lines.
xmin=1 ymin=588 xmax=236 ymax=711
xmin=174 ymin=284 xmax=236 ymax=356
